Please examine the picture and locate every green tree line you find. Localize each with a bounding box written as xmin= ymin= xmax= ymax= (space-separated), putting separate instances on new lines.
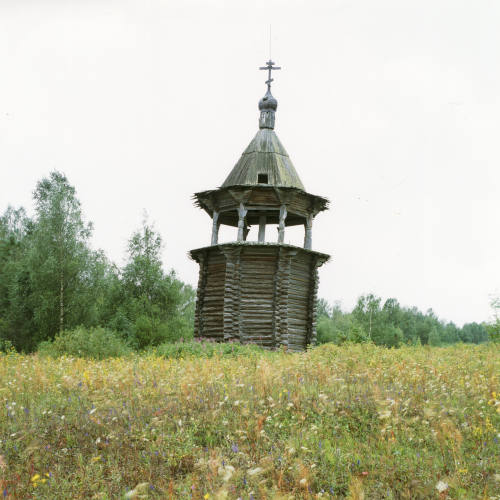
xmin=1 ymin=171 xmax=496 ymax=354
xmin=0 ymin=171 xmax=195 ymax=352
xmin=316 ymin=294 xmax=491 ymax=347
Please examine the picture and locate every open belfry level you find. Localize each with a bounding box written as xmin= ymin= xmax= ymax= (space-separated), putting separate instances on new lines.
xmin=190 ymin=61 xmax=330 ymax=351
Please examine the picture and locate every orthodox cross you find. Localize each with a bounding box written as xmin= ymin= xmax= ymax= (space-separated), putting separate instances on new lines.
xmin=259 ymin=60 xmax=281 ymax=91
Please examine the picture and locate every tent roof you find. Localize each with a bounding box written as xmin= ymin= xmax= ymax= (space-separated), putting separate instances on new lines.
xmin=222 ymin=128 xmax=305 ymax=190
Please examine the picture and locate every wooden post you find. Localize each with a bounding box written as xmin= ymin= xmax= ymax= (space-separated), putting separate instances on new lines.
xmin=304 ymin=214 xmax=313 ymax=250
xmin=237 ymin=203 xmax=248 ymax=242
xmin=243 ymin=225 xmax=249 ymax=241
xmin=193 ymin=252 xmax=207 ymax=337
xmin=258 ymin=215 xmax=266 ymax=242
xmin=278 ymin=205 xmax=287 ymax=243
xmin=211 ymin=211 xmax=220 ymax=245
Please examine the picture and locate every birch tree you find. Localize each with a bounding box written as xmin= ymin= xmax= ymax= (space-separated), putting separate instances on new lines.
xmin=28 ymin=171 xmax=92 ymax=342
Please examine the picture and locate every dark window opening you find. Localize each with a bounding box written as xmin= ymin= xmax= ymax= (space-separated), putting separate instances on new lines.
xmin=258 ymin=173 xmax=269 ymax=184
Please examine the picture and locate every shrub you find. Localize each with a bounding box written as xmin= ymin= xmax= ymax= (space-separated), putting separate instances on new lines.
xmin=316 ymin=315 xmax=339 ymax=344
xmin=151 ymin=339 xmax=269 ymax=359
xmin=132 ymin=315 xmax=193 ymax=349
xmin=317 ymin=315 xmax=369 ymax=345
xmin=0 ymin=338 xmax=15 ymax=353
xmin=486 ymin=321 xmax=500 ymax=343
xmin=428 ymin=327 xmax=442 ymax=347
xmin=378 ymin=324 xmax=404 ymax=347
xmin=347 ymin=322 xmax=370 ymax=343
xmin=38 ymin=326 xmax=132 ymax=359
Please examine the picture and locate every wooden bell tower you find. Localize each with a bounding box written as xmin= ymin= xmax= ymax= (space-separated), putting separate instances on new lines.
xmin=190 ymin=61 xmax=330 ymax=351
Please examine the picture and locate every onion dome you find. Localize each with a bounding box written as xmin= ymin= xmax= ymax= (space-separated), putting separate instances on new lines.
xmin=259 ymin=89 xmax=278 ymax=112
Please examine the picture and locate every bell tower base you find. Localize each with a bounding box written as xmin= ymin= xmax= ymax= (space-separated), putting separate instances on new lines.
xmin=190 ymin=242 xmax=329 ymax=352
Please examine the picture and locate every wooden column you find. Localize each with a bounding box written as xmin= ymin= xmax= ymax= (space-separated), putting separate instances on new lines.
xmin=237 ymin=203 xmax=248 ymax=242
xmin=307 ymin=255 xmax=329 ymax=346
xmin=258 ymin=215 xmax=266 ymax=243
xmin=221 ymin=246 xmax=242 ymax=341
xmin=274 ymin=247 xmax=294 ymax=348
xmin=272 ymin=247 xmax=285 ymax=347
xmin=304 ymin=214 xmax=313 ymax=250
xmin=211 ymin=211 xmax=220 ymax=246
xmin=193 ymin=252 xmax=208 ymax=337
xmin=278 ymin=205 xmax=287 ymax=243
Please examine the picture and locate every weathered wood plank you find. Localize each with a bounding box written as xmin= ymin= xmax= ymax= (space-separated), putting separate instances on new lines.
xmin=191 ymin=242 xmax=329 ymax=351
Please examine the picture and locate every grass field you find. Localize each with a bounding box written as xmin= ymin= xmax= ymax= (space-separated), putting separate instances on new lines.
xmin=0 ymin=343 xmax=499 ymax=499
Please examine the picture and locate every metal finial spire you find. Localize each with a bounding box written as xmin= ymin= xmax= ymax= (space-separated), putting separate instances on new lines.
xmin=259 ymin=60 xmax=281 ymax=91
xmin=258 ymin=56 xmax=280 ymax=130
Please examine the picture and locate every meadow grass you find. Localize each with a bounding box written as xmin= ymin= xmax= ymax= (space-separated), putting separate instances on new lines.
xmin=0 ymin=343 xmax=498 ymax=499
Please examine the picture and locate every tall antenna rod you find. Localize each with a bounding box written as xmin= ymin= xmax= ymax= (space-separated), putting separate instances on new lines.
xmin=269 ymin=24 xmax=272 ymax=60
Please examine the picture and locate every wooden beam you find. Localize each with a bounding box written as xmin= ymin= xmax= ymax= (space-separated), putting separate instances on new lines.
xmin=211 ymin=211 xmax=220 ymax=245
xmin=258 ymin=215 xmax=266 ymax=242
xmin=304 ymin=213 xmax=313 ymax=250
xmin=278 ymin=205 xmax=287 ymax=243
xmin=237 ymin=203 xmax=248 ymax=242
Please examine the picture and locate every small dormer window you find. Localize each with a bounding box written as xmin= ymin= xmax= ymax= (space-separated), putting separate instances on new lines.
xmin=258 ymin=173 xmax=269 ymax=184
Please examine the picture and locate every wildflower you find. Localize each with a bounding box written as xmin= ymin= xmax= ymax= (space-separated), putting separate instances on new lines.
xmin=91 ymin=455 xmax=101 ymax=462
xmin=125 ymin=483 xmax=150 ymax=498
xmin=231 ymin=443 xmax=238 ymax=453
xmin=218 ymin=465 xmax=235 ymax=482
xmin=424 ymin=407 xmax=436 ymax=418
xmin=247 ymin=467 xmax=264 ymax=476
xmin=204 ymin=494 xmax=210 ymax=499
xmin=435 ymin=480 xmax=448 ymax=493
xmin=31 ymin=474 xmax=40 ymax=482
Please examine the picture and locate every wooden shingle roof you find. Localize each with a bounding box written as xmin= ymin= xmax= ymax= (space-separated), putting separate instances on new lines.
xmin=221 ymin=128 xmax=305 ymax=190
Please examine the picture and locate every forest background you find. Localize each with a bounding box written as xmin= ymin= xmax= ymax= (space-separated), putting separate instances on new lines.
xmin=0 ymin=172 xmax=496 ymax=354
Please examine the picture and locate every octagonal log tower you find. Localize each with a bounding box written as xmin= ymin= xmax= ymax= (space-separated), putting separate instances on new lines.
xmin=190 ymin=61 xmax=330 ymax=352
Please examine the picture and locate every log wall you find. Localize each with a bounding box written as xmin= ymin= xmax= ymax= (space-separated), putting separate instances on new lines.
xmin=190 ymin=243 xmax=328 ymax=351
xmin=198 ymin=248 xmax=226 ymax=340
xmin=238 ymin=246 xmax=277 ymax=347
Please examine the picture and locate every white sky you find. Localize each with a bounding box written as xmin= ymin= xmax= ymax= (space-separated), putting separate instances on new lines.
xmin=1 ymin=0 xmax=499 ymax=326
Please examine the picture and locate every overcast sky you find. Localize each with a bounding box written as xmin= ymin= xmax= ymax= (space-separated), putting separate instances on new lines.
xmin=1 ymin=0 xmax=499 ymax=326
